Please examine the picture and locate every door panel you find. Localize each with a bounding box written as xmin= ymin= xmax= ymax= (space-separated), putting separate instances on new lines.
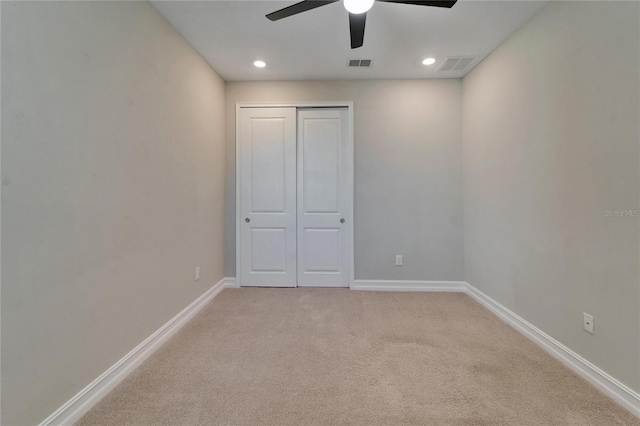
xmin=250 ymin=119 xmax=286 ymax=213
xmin=303 ymin=119 xmax=340 ymax=213
xmin=304 ymin=228 xmax=341 ymax=272
xmin=239 ymin=108 xmax=296 ymax=287
xmin=251 ymin=228 xmax=287 ymax=272
xmin=297 ymin=109 xmax=351 ymax=287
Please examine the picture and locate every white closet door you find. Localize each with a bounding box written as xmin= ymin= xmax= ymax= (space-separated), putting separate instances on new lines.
xmin=297 ymin=109 xmax=351 ymax=287
xmin=239 ymin=108 xmax=297 ymax=287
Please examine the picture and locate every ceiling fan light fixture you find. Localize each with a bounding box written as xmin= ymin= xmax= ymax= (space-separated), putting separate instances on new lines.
xmin=266 ymin=0 xmax=457 ymax=49
xmin=253 ymin=60 xmax=267 ymax=68
xmin=344 ymin=0 xmax=374 ymax=14
xmin=422 ymin=57 xmax=436 ymax=65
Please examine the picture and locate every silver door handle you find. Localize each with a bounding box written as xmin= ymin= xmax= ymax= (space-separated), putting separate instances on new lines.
xmin=340 ymin=218 xmax=345 ymax=223
xmin=245 ymin=218 xmax=250 ymax=223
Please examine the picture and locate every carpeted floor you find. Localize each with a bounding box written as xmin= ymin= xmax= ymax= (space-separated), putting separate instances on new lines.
xmin=78 ymin=289 xmax=639 ymax=426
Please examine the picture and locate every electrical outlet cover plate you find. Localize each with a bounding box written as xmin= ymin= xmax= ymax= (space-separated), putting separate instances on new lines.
xmin=195 ymin=267 xmax=200 ymax=281
xmin=583 ymin=312 xmax=594 ymax=334
xmin=395 ymin=255 xmax=403 ymax=266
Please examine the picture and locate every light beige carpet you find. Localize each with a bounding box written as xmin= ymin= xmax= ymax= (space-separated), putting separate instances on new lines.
xmin=78 ymin=289 xmax=639 ymax=426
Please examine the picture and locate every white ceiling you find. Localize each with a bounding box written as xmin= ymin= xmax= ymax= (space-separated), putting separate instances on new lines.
xmin=150 ymin=0 xmax=548 ymax=81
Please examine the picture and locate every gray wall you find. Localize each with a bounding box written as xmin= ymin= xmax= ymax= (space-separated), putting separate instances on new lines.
xmin=1 ymin=2 xmax=226 ymax=424
xmin=225 ymin=80 xmax=464 ymax=281
xmin=463 ymin=1 xmax=640 ymax=392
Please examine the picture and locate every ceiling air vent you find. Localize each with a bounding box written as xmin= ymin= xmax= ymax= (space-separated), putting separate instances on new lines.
xmin=349 ymin=59 xmax=372 ymax=67
xmin=438 ymin=56 xmax=476 ymax=72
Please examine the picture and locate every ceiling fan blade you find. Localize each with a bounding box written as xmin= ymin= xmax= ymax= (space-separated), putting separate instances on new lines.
xmin=377 ymin=0 xmax=457 ymax=8
xmin=266 ymin=0 xmax=339 ymax=21
xmin=349 ymin=12 xmax=367 ymax=49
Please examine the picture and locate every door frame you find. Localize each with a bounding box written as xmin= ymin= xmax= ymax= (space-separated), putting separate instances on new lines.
xmin=236 ymin=102 xmax=355 ymax=289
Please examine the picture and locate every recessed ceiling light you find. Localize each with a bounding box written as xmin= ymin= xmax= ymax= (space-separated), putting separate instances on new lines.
xmin=422 ymin=57 xmax=436 ymax=66
xmin=344 ymin=0 xmax=374 ymax=14
xmin=253 ymin=60 xmax=266 ymax=68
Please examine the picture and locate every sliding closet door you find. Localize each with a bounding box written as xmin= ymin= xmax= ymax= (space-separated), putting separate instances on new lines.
xmin=297 ymin=109 xmax=351 ymax=287
xmin=239 ymin=108 xmax=297 ymax=287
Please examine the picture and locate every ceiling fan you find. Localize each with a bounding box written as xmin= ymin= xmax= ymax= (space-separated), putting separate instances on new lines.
xmin=266 ymin=0 xmax=457 ymax=49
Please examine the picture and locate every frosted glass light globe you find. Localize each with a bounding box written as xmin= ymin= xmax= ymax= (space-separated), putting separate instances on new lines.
xmin=344 ymin=0 xmax=374 ymax=14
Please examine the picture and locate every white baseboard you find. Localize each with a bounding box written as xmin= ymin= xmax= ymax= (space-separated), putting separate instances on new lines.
xmin=352 ymin=279 xmax=466 ymax=292
xmin=39 ymin=278 xmax=227 ymax=426
xmin=224 ymin=277 xmax=239 ymax=288
xmin=464 ymin=282 xmax=640 ymax=419
xmin=36 ymin=276 xmax=639 ymax=423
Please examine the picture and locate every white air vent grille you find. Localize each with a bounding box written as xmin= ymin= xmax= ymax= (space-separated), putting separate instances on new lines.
xmin=439 ymin=56 xmax=476 ymax=72
xmin=348 ymin=59 xmax=372 ymax=67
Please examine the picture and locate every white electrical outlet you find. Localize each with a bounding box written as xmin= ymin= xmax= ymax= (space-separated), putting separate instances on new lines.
xmin=583 ymin=312 xmax=594 ymax=334
xmin=395 ymin=255 xmax=403 ymax=266
xmin=195 ymin=267 xmax=200 ymax=281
